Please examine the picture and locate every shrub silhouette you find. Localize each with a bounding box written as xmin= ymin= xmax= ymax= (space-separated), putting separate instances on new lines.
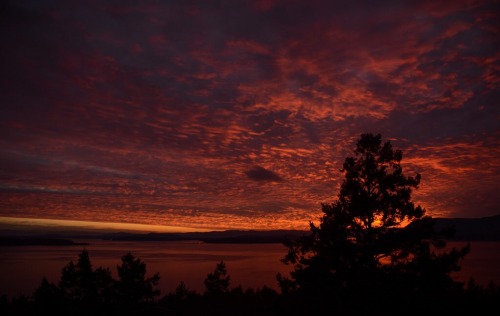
xmin=277 ymin=133 xmax=471 ymax=312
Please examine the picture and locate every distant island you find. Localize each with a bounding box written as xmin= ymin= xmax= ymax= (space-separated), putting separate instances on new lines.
xmin=99 ymin=229 xmax=308 ymax=244
xmin=0 ymin=237 xmax=89 ymax=246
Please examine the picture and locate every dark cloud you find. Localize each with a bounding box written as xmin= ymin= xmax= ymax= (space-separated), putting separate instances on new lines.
xmin=245 ymin=166 xmax=284 ymax=182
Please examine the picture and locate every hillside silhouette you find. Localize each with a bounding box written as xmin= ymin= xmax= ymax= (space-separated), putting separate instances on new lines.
xmin=1 ymin=215 xmax=499 ymax=245
xmin=433 ymin=214 xmax=500 ymax=240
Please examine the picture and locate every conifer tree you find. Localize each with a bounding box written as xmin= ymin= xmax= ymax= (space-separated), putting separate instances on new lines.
xmin=116 ymin=252 xmax=160 ymax=304
xmin=278 ymin=133 xmax=469 ymax=310
xmin=204 ymin=261 xmax=230 ymax=295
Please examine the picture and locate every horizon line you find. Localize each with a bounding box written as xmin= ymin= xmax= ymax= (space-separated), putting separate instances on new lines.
xmin=0 ymin=216 xmax=223 ymax=233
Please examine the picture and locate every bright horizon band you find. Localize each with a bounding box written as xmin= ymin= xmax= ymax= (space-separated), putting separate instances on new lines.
xmin=0 ymin=216 xmax=219 ymax=233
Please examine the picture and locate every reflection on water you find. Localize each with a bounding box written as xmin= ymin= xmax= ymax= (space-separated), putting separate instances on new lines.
xmin=0 ymin=240 xmax=498 ymax=298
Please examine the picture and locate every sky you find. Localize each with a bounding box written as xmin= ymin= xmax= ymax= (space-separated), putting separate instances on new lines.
xmin=1 ymin=0 xmax=499 ymax=231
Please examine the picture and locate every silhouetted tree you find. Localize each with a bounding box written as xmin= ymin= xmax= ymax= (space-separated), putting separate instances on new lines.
xmin=59 ymin=249 xmax=113 ymax=305
xmin=172 ymin=281 xmax=197 ymax=300
xmin=59 ymin=256 xmax=78 ymax=300
xmin=278 ymin=133 xmax=470 ymax=311
xmin=115 ymin=252 xmax=160 ymax=305
xmin=32 ymin=277 xmax=64 ymax=311
xmin=204 ymin=261 xmax=230 ymax=295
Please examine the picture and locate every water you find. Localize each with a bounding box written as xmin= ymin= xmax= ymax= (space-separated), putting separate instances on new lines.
xmin=446 ymin=241 xmax=500 ymax=286
xmin=0 ymin=240 xmax=498 ymax=298
xmin=0 ymin=240 xmax=292 ymax=298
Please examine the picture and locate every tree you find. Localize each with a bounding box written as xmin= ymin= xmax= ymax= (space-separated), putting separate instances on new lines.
xmin=32 ymin=277 xmax=63 ymax=307
xmin=278 ymin=133 xmax=470 ymax=311
xmin=115 ymin=252 xmax=160 ymax=304
xmin=59 ymin=249 xmax=112 ymax=304
xmin=172 ymin=281 xmax=197 ymax=300
xmin=204 ymin=261 xmax=230 ymax=295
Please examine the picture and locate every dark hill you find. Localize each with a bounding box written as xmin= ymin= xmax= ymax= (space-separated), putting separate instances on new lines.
xmin=0 ymin=237 xmax=89 ymax=246
xmin=100 ymin=229 xmax=309 ymax=243
xmin=1 ymin=215 xmax=498 ymax=244
xmin=434 ymin=214 xmax=500 ymax=241
xmin=100 ymin=215 xmax=500 ymax=243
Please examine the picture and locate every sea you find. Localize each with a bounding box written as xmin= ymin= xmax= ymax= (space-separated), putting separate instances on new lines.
xmin=0 ymin=240 xmax=498 ymax=299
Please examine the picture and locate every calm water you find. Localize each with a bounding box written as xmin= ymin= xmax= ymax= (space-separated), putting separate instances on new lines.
xmin=0 ymin=240 xmax=498 ymax=298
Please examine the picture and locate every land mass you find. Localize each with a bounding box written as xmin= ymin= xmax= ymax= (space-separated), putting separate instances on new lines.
xmin=99 ymin=229 xmax=307 ymax=243
xmin=0 ymin=237 xmax=89 ymax=246
xmin=433 ymin=214 xmax=500 ymax=241
xmin=0 ymin=214 xmax=498 ymax=245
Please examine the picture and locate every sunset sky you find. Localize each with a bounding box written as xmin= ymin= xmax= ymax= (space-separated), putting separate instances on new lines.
xmin=1 ymin=0 xmax=499 ymax=231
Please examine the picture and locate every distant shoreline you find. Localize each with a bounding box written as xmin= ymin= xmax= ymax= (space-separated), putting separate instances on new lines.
xmin=0 ymin=215 xmax=499 ymax=245
xmin=0 ymin=237 xmax=89 ymax=246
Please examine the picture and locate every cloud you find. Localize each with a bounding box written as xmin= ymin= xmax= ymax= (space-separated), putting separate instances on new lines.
xmin=245 ymin=166 xmax=284 ymax=182
xmin=0 ymin=0 xmax=498 ymax=229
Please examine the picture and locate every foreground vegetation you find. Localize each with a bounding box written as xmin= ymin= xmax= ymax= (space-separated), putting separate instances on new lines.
xmin=0 ymin=248 xmax=498 ymax=316
xmin=2 ymin=133 xmax=499 ymax=315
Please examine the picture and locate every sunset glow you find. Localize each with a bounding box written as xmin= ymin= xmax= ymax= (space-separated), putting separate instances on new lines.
xmin=1 ymin=0 xmax=498 ymax=231
xmin=0 ymin=216 xmax=216 ymax=233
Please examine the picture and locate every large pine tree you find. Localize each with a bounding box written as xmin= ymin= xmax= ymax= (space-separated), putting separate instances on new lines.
xmin=278 ymin=133 xmax=470 ymax=311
